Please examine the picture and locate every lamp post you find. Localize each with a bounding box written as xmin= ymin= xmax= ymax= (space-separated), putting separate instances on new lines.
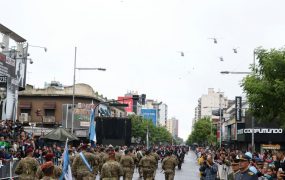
xmin=71 ymin=47 xmax=106 ymax=134
xmin=220 ymin=50 xmax=256 ymax=152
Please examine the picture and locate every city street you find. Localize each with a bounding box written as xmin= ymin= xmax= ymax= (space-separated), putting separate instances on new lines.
xmin=132 ymin=151 xmax=200 ymax=179
xmin=95 ymin=151 xmax=200 ymax=180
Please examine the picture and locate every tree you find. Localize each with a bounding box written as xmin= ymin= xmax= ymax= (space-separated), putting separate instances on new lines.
xmin=241 ymin=47 xmax=285 ymax=127
xmin=130 ymin=115 xmax=172 ymax=145
xmin=186 ymin=117 xmax=215 ymax=146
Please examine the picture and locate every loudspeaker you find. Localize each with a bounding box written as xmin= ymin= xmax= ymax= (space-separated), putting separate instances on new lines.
xmin=95 ymin=117 xmax=131 ymax=146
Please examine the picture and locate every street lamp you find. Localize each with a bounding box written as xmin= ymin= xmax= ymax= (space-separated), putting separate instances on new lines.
xmin=71 ymin=47 xmax=106 ymax=134
xmin=28 ymin=44 xmax=47 ymax=52
xmin=220 ymin=71 xmax=250 ymax=75
xmin=220 ymin=50 xmax=256 ymax=152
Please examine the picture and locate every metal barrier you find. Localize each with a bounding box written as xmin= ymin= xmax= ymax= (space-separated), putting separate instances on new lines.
xmin=0 ymin=158 xmax=63 ymax=179
xmin=0 ymin=159 xmax=19 ymax=180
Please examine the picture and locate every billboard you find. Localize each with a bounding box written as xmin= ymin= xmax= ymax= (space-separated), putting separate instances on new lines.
xmin=141 ymin=108 xmax=157 ymax=126
xmin=0 ymin=52 xmax=27 ymax=121
xmin=118 ymin=96 xmax=133 ymax=113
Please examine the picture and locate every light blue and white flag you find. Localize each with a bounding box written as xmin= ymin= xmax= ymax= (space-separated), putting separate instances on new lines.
xmin=60 ymin=138 xmax=72 ymax=180
xmin=89 ymin=108 xmax=96 ymax=142
xmin=79 ymin=152 xmax=93 ymax=172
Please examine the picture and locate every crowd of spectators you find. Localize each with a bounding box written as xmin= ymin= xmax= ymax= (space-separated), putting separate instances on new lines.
xmin=0 ymin=120 xmax=63 ymax=166
xmin=195 ymin=146 xmax=285 ymax=180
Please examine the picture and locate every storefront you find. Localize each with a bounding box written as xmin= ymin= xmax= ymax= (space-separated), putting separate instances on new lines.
xmin=237 ymin=126 xmax=285 ymax=152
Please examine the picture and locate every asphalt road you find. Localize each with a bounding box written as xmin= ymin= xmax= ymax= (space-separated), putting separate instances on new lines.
xmin=95 ymin=151 xmax=201 ymax=180
xmin=132 ymin=151 xmax=201 ymax=180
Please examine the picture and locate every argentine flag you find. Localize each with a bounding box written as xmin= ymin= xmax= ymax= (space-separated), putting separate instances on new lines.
xmin=89 ymin=108 xmax=96 ymax=143
xmin=61 ymin=138 xmax=72 ymax=180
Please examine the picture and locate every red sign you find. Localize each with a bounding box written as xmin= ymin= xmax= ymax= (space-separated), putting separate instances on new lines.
xmin=118 ymin=96 xmax=133 ymax=112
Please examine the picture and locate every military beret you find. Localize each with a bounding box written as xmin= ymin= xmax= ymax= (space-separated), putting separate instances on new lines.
xmin=45 ymin=153 xmax=54 ymax=161
xmin=26 ymin=148 xmax=34 ymax=154
xmin=81 ymin=144 xmax=87 ymax=150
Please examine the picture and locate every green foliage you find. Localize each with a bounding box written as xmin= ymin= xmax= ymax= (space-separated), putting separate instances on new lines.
xmin=241 ymin=47 xmax=285 ymax=126
xmin=130 ymin=115 xmax=172 ymax=145
xmin=186 ymin=117 xmax=216 ymax=145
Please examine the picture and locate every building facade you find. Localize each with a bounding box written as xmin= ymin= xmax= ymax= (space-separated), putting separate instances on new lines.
xmin=18 ymin=83 xmax=126 ymax=137
xmin=166 ymin=117 xmax=179 ymax=138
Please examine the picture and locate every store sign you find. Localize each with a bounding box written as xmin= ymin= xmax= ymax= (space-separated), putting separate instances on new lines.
xmin=237 ymin=128 xmax=283 ymax=134
xmin=261 ymin=144 xmax=281 ymax=150
xmin=235 ymin=96 xmax=242 ymax=121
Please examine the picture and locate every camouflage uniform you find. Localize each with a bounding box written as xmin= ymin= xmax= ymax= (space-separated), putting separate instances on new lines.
xmin=36 ymin=162 xmax=62 ymax=179
xmin=115 ymin=151 xmax=122 ymax=162
xmin=98 ymin=150 xmax=107 ymax=173
xmin=120 ymin=154 xmax=135 ymax=180
xmin=162 ymin=155 xmax=178 ymax=180
xmin=15 ymin=156 xmax=39 ymax=180
xmin=72 ymin=151 xmax=99 ymax=180
xmin=139 ymin=154 xmax=156 ymax=180
xmin=137 ymin=150 xmax=144 ymax=178
xmin=150 ymin=151 xmax=160 ymax=178
xmin=101 ymin=159 xmax=123 ymax=180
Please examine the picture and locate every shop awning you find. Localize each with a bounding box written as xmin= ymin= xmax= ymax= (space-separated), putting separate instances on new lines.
xmin=43 ymin=102 xmax=56 ymax=109
xmin=19 ymin=102 xmax=32 ymax=109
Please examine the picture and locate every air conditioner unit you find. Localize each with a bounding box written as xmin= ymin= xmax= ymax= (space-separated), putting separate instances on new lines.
xmin=20 ymin=113 xmax=28 ymax=122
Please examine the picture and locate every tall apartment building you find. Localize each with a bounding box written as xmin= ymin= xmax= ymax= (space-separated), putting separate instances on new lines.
xmin=158 ymin=103 xmax=168 ymax=127
xmin=193 ymin=88 xmax=228 ymax=123
xmin=166 ymin=117 xmax=179 ymax=137
xmin=142 ymin=99 xmax=168 ymax=127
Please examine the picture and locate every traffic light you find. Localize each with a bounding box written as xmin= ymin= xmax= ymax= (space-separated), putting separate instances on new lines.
xmin=36 ymin=109 xmax=42 ymax=116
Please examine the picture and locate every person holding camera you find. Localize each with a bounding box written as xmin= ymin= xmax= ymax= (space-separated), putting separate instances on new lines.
xmin=199 ymin=154 xmax=218 ymax=180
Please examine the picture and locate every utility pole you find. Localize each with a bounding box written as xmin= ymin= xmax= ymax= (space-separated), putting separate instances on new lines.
xmin=251 ymin=50 xmax=256 ymax=152
xmin=219 ymin=92 xmax=222 ymax=148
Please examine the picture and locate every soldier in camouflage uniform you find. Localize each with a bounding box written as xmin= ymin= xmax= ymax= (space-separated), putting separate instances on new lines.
xmin=136 ymin=147 xmax=145 ymax=178
xmin=38 ymin=161 xmax=56 ymax=180
xmin=150 ymin=148 xmax=160 ymax=179
xmin=72 ymin=145 xmax=99 ymax=180
xmin=139 ymin=149 xmax=157 ymax=180
xmin=162 ymin=151 xmax=178 ymax=180
xmin=115 ymin=147 xmax=122 ymax=162
xmin=98 ymin=147 xmax=107 ymax=174
xmin=15 ymin=148 xmax=39 ymax=180
xmin=120 ymin=149 xmax=135 ymax=180
xmin=36 ymin=153 xmax=62 ymax=179
xmin=128 ymin=147 xmax=139 ymax=174
xmin=101 ymin=151 xmax=124 ymax=180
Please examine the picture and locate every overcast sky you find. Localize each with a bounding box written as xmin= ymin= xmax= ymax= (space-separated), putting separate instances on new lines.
xmin=2 ymin=0 xmax=285 ymax=140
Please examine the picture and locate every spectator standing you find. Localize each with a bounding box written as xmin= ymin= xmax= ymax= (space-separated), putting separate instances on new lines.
xmin=199 ymin=154 xmax=218 ymax=180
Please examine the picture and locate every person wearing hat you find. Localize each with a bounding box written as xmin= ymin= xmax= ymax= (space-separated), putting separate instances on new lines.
xmin=72 ymin=144 xmax=99 ymax=180
xmin=115 ymin=146 xmax=122 ymax=162
xmin=98 ymin=147 xmax=107 ymax=174
xmin=138 ymin=148 xmax=156 ymax=180
xmin=128 ymin=147 xmax=139 ymax=176
xmin=235 ymin=154 xmax=258 ymax=180
xmin=38 ymin=161 xmax=55 ymax=180
xmin=162 ymin=150 xmax=178 ymax=180
xmin=101 ymin=150 xmax=123 ymax=180
xmin=36 ymin=153 xmax=62 ymax=179
xmin=227 ymin=158 xmax=240 ymax=180
xmin=120 ymin=149 xmax=135 ymax=180
xmin=15 ymin=148 xmax=39 ymax=180
xmin=150 ymin=148 xmax=160 ymax=179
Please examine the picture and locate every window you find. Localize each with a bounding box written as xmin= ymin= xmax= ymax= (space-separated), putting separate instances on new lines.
xmin=45 ymin=109 xmax=55 ymax=116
